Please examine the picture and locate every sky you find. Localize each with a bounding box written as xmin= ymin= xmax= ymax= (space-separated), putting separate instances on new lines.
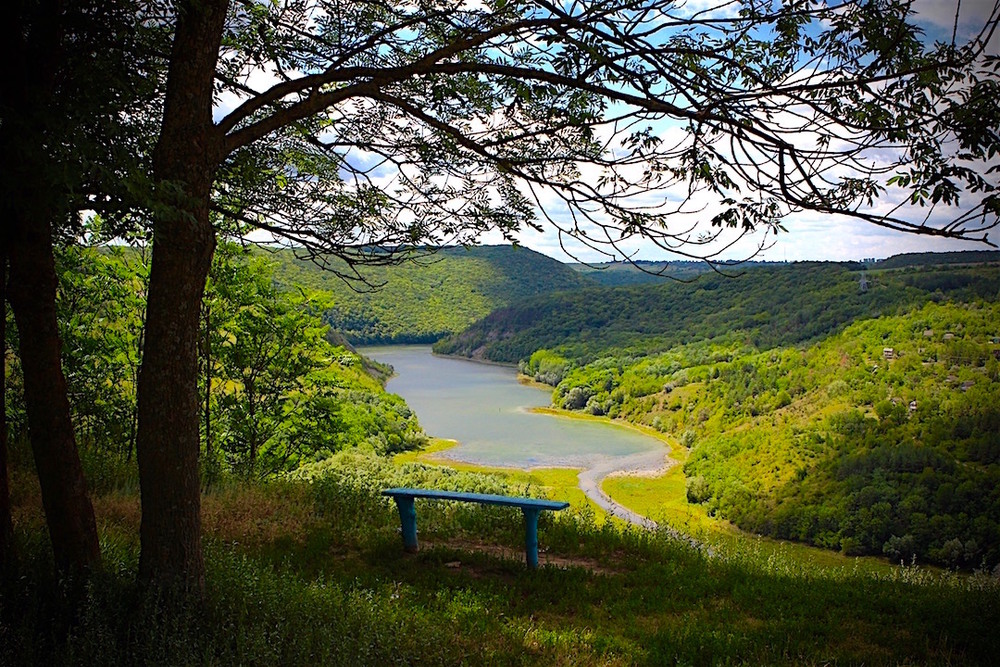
xmin=213 ymin=0 xmax=1000 ymax=265
xmin=496 ymin=0 xmax=1000 ymax=264
xmin=491 ymin=213 xmax=995 ymax=264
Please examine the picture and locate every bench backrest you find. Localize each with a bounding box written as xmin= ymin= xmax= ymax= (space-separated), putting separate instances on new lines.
xmin=382 ymin=487 xmax=569 ymax=511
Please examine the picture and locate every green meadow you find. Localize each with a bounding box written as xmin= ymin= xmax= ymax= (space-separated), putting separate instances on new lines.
xmin=3 ymin=440 xmax=998 ymax=666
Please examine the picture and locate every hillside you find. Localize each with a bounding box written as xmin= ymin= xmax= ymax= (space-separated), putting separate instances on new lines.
xmin=529 ymin=301 xmax=1000 ymax=568
xmin=567 ymin=258 xmax=799 ymax=286
xmin=434 ymin=259 xmax=1000 ymax=363
xmin=269 ymin=245 xmax=593 ymax=344
xmin=568 ymin=259 xmax=716 ymax=285
xmin=432 ymin=252 xmax=1000 ymax=569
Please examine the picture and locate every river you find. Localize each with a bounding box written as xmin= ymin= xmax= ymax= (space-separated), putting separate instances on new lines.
xmin=360 ymin=345 xmax=669 ymax=526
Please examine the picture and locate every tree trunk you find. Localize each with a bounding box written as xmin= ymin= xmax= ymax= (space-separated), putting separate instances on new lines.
xmin=6 ymin=214 xmax=100 ymax=575
xmin=203 ymin=304 xmax=212 ymax=465
xmin=1 ymin=251 xmax=15 ymax=568
xmin=135 ymin=0 xmax=227 ymax=594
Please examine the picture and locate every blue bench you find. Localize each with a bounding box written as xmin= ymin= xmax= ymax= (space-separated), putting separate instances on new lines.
xmin=381 ymin=488 xmax=569 ymax=568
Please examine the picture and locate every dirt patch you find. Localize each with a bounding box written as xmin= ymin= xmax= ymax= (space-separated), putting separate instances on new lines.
xmin=604 ymin=456 xmax=679 ymax=479
xmin=420 ymin=537 xmax=623 ymax=575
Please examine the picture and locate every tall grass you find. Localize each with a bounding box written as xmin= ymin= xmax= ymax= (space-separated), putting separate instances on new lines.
xmin=3 ymin=448 xmax=998 ymax=666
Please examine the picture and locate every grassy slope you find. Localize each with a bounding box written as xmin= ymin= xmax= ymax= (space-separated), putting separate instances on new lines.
xmin=4 ymin=446 xmax=999 ymax=666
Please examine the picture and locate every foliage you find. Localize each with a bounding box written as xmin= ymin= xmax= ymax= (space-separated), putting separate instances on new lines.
xmin=55 ymin=247 xmax=149 ymax=457
xmin=269 ymin=246 xmax=592 ymax=345
xmin=438 ymin=257 xmax=1000 ymax=363
xmin=203 ymin=247 xmax=428 ymax=477
xmin=3 ymin=245 xmax=425 ymax=480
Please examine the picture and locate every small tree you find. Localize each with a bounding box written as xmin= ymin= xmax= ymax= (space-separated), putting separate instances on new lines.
xmin=211 ymin=252 xmax=332 ymax=477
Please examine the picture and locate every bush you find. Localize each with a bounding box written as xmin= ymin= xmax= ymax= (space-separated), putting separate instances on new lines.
xmin=686 ymin=475 xmax=711 ymax=504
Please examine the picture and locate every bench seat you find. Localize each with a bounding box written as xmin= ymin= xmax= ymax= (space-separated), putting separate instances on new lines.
xmin=382 ymin=488 xmax=569 ymax=568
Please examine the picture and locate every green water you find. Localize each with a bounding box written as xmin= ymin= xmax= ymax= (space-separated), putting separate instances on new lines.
xmin=361 ymin=345 xmax=663 ymax=469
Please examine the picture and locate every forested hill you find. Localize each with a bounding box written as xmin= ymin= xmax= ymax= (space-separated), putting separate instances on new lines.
xmin=270 ymin=245 xmax=593 ymax=344
xmin=569 ymin=250 xmax=1000 ymax=286
xmin=433 ymin=258 xmax=1000 ymax=364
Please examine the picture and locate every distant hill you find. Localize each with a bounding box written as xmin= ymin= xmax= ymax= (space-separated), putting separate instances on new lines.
xmin=270 ymin=245 xmax=594 ymax=344
xmin=568 ymin=259 xmax=713 ymax=285
xmin=567 ymin=258 xmax=792 ymax=286
xmin=570 ymin=251 xmax=1000 ymax=286
xmin=872 ymin=250 xmax=1000 ymax=270
xmin=434 ymin=257 xmax=1000 ymax=363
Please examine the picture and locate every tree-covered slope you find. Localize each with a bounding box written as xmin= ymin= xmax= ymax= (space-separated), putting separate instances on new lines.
xmin=434 ymin=260 xmax=1000 ymax=363
xmin=269 ymin=245 xmax=594 ymax=344
xmin=569 ymin=302 xmax=1000 ymax=568
xmin=511 ymin=300 xmax=1000 ymax=569
xmin=434 ymin=253 xmax=1000 ymax=568
xmin=568 ymin=259 xmax=715 ymax=285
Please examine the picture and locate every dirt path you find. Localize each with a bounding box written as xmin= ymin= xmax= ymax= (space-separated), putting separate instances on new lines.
xmin=576 ymin=451 xmax=708 ymax=552
xmin=576 ymin=450 xmax=667 ymax=529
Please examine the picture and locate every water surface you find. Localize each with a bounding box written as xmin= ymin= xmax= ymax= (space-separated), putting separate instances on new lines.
xmin=361 ymin=345 xmax=663 ymax=469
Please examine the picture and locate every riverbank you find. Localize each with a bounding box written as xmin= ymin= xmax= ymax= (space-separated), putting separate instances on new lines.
xmin=399 ymin=412 xmax=911 ymax=576
xmin=430 ymin=348 xmax=519 ymax=368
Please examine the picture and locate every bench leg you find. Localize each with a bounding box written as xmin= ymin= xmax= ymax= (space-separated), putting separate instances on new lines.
xmin=393 ymin=497 xmax=419 ymax=553
xmin=523 ymin=508 xmax=541 ymax=569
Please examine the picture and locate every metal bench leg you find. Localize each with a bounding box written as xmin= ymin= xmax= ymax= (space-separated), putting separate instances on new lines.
xmin=523 ymin=508 xmax=541 ymax=569
xmin=393 ymin=497 xmax=419 ymax=553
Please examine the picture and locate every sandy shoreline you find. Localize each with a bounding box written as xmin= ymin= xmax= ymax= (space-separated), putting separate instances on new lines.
xmin=576 ymin=449 xmax=675 ymax=530
xmin=433 ymin=442 xmax=676 ymax=530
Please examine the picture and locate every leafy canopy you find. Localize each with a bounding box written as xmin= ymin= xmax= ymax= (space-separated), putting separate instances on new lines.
xmin=202 ymin=0 xmax=1000 ymax=268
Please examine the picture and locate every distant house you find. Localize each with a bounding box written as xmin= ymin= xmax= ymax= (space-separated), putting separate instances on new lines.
xmin=883 ymin=347 xmax=895 ymax=360
xmin=923 ymin=329 xmax=934 ymax=337
xmin=960 ymin=380 xmax=975 ymax=392
xmin=909 ymin=400 xmax=918 ymax=413
xmin=943 ymin=332 xmax=955 ymax=340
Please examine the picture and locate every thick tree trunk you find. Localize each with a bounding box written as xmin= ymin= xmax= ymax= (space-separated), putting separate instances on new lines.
xmin=6 ymin=215 xmax=100 ymax=574
xmin=1 ymin=252 xmax=15 ymax=568
xmin=135 ymin=0 xmax=227 ymax=594
xmin=136 ymin=206 xmax=215 ymax=592
xmin=0 ymin=0 xmax=101 ymax=578
xmin=203 ymin=305 xmax=212 ymax=465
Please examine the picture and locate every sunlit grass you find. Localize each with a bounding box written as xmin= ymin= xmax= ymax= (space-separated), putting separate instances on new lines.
xmin=5 ymin=445 xmax=998 ymax=666
xmin=407 ymin=410 xmax=922 ymax=577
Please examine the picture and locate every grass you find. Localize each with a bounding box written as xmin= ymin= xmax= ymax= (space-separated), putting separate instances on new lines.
xmin=521 ymin=405 xmax=908 ymax=575
xmin=3 ymin=445 xmax=999 ymax=665
xmin=394 ymin=438 xmax=605 ymax=520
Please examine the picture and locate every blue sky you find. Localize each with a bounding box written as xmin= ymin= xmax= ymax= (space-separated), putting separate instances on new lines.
xmin=502 ymin=0 xmax=1000 ymax=263
xmin=213 ymin=0 xmax=999 ymax=264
